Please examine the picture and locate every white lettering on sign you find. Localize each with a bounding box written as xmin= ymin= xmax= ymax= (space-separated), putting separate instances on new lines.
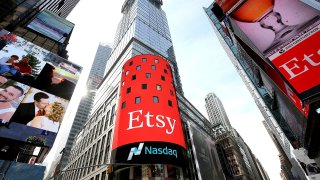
xmin=127 ymin=110 xmax=177 ymax=134
xmin=279 ymin=50 xmax=320 ymax=79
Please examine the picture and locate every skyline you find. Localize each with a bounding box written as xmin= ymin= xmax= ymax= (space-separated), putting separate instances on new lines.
xmin=44 ymin=0 xmax=281 ymax=179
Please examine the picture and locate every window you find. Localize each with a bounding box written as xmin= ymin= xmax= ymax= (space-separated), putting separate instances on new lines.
xmin=153 ymin=96 xmax=159 ymax=103
xmin=156 ymin=84 xmax=162 ymax=91
xmin=142 ymin=58 xmax=147 ymax=62
xmin=164 ymin=69 xmax=168 ymax=74
xmin=170 ymin=90 xmax=174 ymax=96
xmin=122 ymin=81 xmax=125 ymax=86
xmin=132 ymin=75 xmax=136 ymax=80
xmin=142 ymin=84 xmax=147 ymax=89
xmin=136 ymin=65 xmax=141 ymax=70
xmin=161 ymin=76 xmax=165 ymax=81
xmin=126 ymin=87 xmax=131 ymax=93
xmin=135 ymin=97 xmax=141 ymax=104
xmin=121 ymin=101 xmax=126 ymax=109
xmin=155 ymin=59 xmax=159 ymax=63
xmin=125 ymin=70 xmax=129 ymax=76
xmin=168 ymin=100 xmax=173 ymax=107
xmin=152 ymin=65 xmax=156 ymax=70
xmin=146 ymin=73 xmax=151 ymax=78
xmin=129 ymin=61 xmax=133 ymax=66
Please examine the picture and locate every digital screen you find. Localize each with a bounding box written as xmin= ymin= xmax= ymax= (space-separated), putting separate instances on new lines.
xmin=27 ymin=10 xmax=74 ymax=43
xmin=0 ymin=30 xmax=82 ymax=147
xmin=111 ymin=55 xmax=186 ymax=166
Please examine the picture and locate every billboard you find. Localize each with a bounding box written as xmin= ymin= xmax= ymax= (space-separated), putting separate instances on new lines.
xmin=228 ymin=0 xmax=320 ymax=99
xmin=27 ymin=10 xmax=74 ymax=43
xmin=111 ymin=55 xmax=187 ymax=166
xmin=0 ymin=30 xmax=81 ymax=147
xmin=188 ymin=122 xmax=225 ymax=180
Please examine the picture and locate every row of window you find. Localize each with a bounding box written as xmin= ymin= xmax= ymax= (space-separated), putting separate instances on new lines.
xmin=121 ymin=97 xmax=173 ymax=108
xmin=125 ymin=85 xmax=174 ymax=95
xmin=122 ymin=74 xmax=167 ymax=86
xmin=129 ymin=57 xmax=159 ymax=66
xmin=125 ymin=66 xmax=168 ymax=75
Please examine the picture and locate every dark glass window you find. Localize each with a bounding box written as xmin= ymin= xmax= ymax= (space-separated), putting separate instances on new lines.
xmin=135 ymin=97 xmax=141 ymax=104
xmin=155 ymin=59 xmax=159 ymax=63
xmin=142 ymin=58 xmax=147 ymax=62
xmin=168 ymin=100 xmax=173 ymax=107
xmin=146 ymin=73 xmax=151 ymax=78
xmin=161 ymin=76 xmax=165 ymax=81
xmin=121 ymin=102 xmax=126 ymax=109
xmin=136 ymin=65 xmax=141 ymax=70
xmin=153 ymin=96 xmax=159 ymax=103
xmin=129 ymin=61 xmax=133 ymax=66
xmin=142 ymin=84 xmax=147 ymax=89
xmin=132 ymin=75 xmax=136 ymax=80
xmin=164 ymin=69 xmax=168 ymax=74
xmin=156 ymin=84 xmax=162 ymax=91
xmin=170 ymin=90 xmax=174 ymax=96
xmin=152 ymin=65 xmax=156 ymax=70
xmin=126 ymin=87 xmax=131 ymax=93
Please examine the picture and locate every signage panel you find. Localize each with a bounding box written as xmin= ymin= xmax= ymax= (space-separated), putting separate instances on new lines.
xmin=111 ymin=55 xmax=186 ymax=166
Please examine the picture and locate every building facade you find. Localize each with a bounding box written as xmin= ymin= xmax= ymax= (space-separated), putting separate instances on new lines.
xmin=59 ymin=43 xmax=112 ymax=170
xmin=205 ymin=92 xmax=232 ymax=131
xmin=206 ymin=93 xmax=267 ymax=180
xmin=204 ymin=1 xmax=320 ymax=179
xmin=62 ymin=0 xmax=225 ymax=179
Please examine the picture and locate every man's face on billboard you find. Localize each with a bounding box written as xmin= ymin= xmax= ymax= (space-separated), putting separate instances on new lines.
xmin=0 ymin=86 xmax=22 ymax=102
xmin=35 ymin=98 xmax=49 ymax=109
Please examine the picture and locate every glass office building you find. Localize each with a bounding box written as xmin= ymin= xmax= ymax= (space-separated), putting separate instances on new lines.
xmin=62 ymin=0 xmax=224 ymax=179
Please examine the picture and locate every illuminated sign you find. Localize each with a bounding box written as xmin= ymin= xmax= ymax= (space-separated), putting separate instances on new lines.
xmin=111 ymin=54 xmax=187 ymax=166
xmin=0 ymin=30 xmax=82 ymax=147
xmin=27 ymin=10 xmax=74 ymax=43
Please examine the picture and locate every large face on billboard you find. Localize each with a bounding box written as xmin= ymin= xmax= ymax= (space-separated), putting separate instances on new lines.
xmin=0 ymin=30 xmax=81 ymax=147
xmin=27 ymin=10 xmax=74 ymax=43
xmin=111 ymin=55 xmax=187 ymax=166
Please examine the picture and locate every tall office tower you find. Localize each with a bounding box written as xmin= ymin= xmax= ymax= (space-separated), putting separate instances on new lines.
xmin=62 ymin=1 xmax=227 ymax=179
xmin=0 ymin=0 xmax=80 ymax=57
xmin=59 ymin=43 xmax=112 ymax=170
xmin=232 ymin=128 xmax=268 ymax=180
xmin=208 ymin=98 xmax=267 ymax=179
xmin=204 ymin=1 xmax=320 ymax=179
xmin=205 ymin=92 xmax=232 ymax=130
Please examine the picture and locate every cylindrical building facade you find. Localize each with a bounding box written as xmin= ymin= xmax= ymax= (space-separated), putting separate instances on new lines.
xmin=111 ymin=54 xmax=187 ymax=178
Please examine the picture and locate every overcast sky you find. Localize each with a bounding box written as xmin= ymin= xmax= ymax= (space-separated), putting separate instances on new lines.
xmin=44 ymin=0 xmax=281 ymax=179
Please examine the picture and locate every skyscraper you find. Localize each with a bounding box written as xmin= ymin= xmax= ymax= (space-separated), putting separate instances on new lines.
xmin=205 ymin=92 xmax=232 ymax=131
xmin=204 ymin=1 xmax=319 ymax=179
xmin=59 ymin=43 xmax=112 ymax=170
xmin=62 ymin=0 xmax=225 ymax=179
xmin=206 ymin=93 xmax=267 ymax=179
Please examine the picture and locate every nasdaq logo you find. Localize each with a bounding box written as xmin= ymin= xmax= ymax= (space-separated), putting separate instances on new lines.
xmin=127 ymin=143 xmax=144 ymax=161
xmin=145 ymin=146 xmax=177 ymax=158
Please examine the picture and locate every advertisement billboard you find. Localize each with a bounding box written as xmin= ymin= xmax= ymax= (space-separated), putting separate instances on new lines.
xmin=188 ymin=121 xmax=225 ymax=180
xmin=111 ymin=55 xmax=187 ymax=166
xmin=27 ymin=10 xmax=74 ymax=43
xmin=228 ymin=0 xmax=320 ymax=99
xmin=0 ymin=30 xmax=81 ymax=147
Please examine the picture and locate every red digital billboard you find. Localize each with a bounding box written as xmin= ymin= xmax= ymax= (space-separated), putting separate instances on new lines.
xmin=269 ymin=27 xmax=320 ymax=95
xmin=111 ymin=54 xmax=187 ymax=166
